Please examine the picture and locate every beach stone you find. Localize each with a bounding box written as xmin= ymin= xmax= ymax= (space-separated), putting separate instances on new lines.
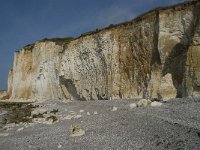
xmin=58 ymin=144 xmax=62 ymax=148
xmin=151 ymin=101 xmax=163 ymax=107
xmin=17 ymin=127 xmax=24 ymax=132
xmin=70 ymin=125 xmax=85 ymax=137
xmin=111 ymin=107 xmax=117 ymax=111
xmin=129 ymin=103 xmax=137 ymax=109
xmin=0 ymin=133 xmax=9 ymax=137
xmin=79 ymin=110 xmax=84 ymax=113
xmin=137 ymin=99 xmax=151 ymax=107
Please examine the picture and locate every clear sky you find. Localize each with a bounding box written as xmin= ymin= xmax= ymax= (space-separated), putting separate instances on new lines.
xmin=0 ymin=0 xmax=186 ymax=90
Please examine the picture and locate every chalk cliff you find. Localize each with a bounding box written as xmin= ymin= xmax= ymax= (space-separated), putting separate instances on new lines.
xmin=6 ymin=1 xmax=200 ymax=100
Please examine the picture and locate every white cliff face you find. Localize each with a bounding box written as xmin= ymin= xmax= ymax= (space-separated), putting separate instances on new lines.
xmin=7 ymin=69 xmax=13 ymax=98
xmin=59 ymin=11 xmax=159 ymax=100
xmin=0 ymin=90 xmax=7 ymax=99
xmin=11 ymin=48 xmax=33 ymax=98
xmin=10 ymin=42 xmax=64 ymax=99
xmin=158 ymin=6 xmax=193 ymax=64
xmin=158 ymin=2 xmax=200 ymax=98
xmin=158 ymin=73 xmax=177 ymax=99
xmin=185 ymin=2 xmax=200 ymax=97
xmin=60 ymin=31 xmax=119 ymax=100
xmin=31 ymin=42 xmax=63 ymax=99
xmin=7 ymin=1 xmax=200 ymax=100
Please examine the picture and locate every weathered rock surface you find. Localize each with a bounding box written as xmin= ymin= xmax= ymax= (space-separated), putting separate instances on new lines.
xmin=137 ymin=99 xmax=151 ymax=107
xmin=6 ymin=1 xmax=200 ymax=100
xmin=0 ymin=90 xmax=7 ymax=100
xmin=129 ymin=103 xmax=137 ymax=109
xmin=150 ymin=101 xmax=163 ymax=107
xmin=158 ymin=73 xmax=177 ymax=100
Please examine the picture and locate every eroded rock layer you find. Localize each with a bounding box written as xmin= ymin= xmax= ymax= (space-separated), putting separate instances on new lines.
xmin=7 ymin=1 xmax=200 ymax=100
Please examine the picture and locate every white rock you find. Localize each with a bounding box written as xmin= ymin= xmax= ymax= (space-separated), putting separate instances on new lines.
xmin=0 ymin=133 xmax=9 ymax=137
xmin=5 ymin=123 xmax=16 ymax=128
xmin=44 ymin=121 xmax=53 ymax=125
xmin=63 ymin=114 xmax=81 ymax=120
xmin=79 ymin=110 xmax=84 ymax=113
xmin=129 ymin=103 xmax=137 ymax=109
xmin=17 ymin=127 xmax=24 ymax=132
xmin=69 ymin=111 xmax=76 ymax=115
xmin=111 ymin=107 xmax=117 ymax=111
xmin=63 ymin=115 xmax=73 ymax=120
xmin=137 ymin=99 xmax=151 ymax=107
xmin=151 ymin=101 xmax=163 ymax=107
xmin=58 ymin=144 xmax=62 ymax=148
xmin=73 ymin=115 xmax=82 ymax=119
xmin=70 ymin=126 xmax=85 ymax=137
xmin=31 ymin=108 xmax=47 ymax=116
xmin=94 ymin=111 xmax=98 ymax=115
xmin=87 ymin=112 xmax=90 ymax=115
xmin=33 ymin=118 xmax=45 ymax=123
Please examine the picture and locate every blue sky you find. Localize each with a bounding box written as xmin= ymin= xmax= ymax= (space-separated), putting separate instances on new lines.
xmin=0 ymin=0 xmax=186 ymax=90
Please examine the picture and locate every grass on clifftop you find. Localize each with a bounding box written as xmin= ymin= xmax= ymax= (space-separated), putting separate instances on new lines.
xmin=39 ymin=37 xmax=74 ymax=45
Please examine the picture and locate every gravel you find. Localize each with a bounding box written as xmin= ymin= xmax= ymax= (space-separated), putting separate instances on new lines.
xmin=0 ymin=97 xmax=200 ymax=150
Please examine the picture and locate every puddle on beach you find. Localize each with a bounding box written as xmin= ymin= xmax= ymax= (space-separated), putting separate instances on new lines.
xmin=0 ymin=102 xmax=37 ymax=129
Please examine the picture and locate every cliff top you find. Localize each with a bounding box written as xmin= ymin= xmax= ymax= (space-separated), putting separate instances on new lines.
xmin=17 ymin=0 xmax=199 ymax=52
xmin=77 ymin=0 xmax=198 ymax=38
xmin=38 ymin=37 xmax=74 ymax=45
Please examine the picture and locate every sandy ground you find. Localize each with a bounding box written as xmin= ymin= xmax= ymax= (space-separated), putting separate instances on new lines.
xmin=0 ymin=98 xmax=200 ymax=150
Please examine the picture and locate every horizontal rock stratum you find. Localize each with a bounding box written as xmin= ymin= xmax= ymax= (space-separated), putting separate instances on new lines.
xmin=5 ymin=1 xmax=200 ymax=100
